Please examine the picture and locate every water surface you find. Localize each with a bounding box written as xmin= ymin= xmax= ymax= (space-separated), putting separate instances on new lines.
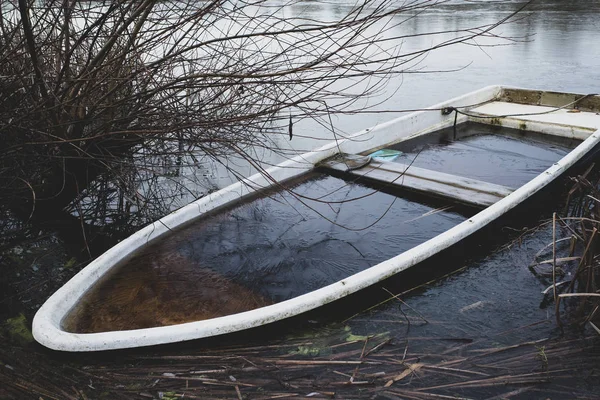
xmin=64 ymin=173 xmax=469 ymax=333
xmin=389 ymin=122 xmax=580 ymax=187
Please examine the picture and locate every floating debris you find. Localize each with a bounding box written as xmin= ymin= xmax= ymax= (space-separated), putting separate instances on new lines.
xmin=369 ymin=148 xmax=404 ymax=162
xmin=459 ymin=300 xmax=494 ymax=313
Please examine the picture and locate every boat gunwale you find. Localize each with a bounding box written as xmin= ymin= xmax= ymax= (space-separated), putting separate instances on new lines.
xmin=32 ymin=85 xmax=600 ymax=351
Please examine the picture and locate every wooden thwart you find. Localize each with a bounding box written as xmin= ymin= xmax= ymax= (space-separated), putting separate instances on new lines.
xmin=320 ymin=154 xmax=514 ymax=208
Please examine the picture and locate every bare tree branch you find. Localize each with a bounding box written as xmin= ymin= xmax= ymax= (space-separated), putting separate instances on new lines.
xmin=0 ymin=0 xmax=530 ymax=247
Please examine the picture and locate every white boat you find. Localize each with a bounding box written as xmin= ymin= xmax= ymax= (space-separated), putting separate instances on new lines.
xmin=33 ymin=86 xmax=600 ymax=351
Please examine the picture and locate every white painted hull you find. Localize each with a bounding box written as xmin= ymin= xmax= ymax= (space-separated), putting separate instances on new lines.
xmin=33 ymin=86 xmax=600 ymax=351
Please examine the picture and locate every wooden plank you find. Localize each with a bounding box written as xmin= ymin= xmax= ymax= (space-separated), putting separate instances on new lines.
xmin=320 ymin=155 xmax=513 ymax=208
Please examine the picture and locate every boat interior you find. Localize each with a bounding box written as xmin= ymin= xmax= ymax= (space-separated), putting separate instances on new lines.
xmin=62 ymin=89 xmax=600 ymax=334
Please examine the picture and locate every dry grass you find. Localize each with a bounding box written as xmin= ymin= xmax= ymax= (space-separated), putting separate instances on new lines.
xmin=1 ymin=325 xmax=598 ymax=399
xmin=535 ymin=165 xmax=600 ymax=334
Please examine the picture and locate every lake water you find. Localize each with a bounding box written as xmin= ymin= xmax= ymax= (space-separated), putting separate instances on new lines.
xmin=182 ymin=0 xmax=600 ymax=198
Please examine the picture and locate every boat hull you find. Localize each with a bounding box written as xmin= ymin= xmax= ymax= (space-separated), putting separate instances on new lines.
xmin=33 ymin=86 xmax=600 ymax=351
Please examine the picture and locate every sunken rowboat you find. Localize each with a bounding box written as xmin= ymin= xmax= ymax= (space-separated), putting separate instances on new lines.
xmin=33 ymin=86 xmax=600 ymax=351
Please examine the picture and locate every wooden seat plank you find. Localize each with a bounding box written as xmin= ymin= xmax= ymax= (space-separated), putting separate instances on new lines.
xmin=320 ymin=155 xmax=514 ymax=208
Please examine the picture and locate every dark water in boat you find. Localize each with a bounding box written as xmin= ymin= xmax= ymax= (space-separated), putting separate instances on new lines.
xmin=63 ymin=124 xmax=579 ymax=333
xmin=64 ymin=173 xmax=471 ymax=332
xmin=389 ymin=122 xmax=580 ymax=187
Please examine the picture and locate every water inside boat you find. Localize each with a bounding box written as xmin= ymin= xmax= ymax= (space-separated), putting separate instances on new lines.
xmin=62 ymin=122 xmax=581 ymax=333
xmin=387 ymin=122 xmax=580 ymax=187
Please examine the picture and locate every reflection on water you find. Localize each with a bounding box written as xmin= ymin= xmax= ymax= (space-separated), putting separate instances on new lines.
xmin=64 ymin=174 xmax=469 ymax=333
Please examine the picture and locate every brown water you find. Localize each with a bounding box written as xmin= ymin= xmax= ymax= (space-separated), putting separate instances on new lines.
xmin=63 ymin=123 xmax=579 ymax=333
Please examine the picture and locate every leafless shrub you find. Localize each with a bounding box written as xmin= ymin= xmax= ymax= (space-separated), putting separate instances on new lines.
xmin=0 ymin=0 xmax=528 ymax=247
